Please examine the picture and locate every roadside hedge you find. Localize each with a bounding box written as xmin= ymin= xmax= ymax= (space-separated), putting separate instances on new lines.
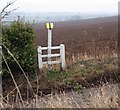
xmin=2 ymin=19 xmax=36 ymax=77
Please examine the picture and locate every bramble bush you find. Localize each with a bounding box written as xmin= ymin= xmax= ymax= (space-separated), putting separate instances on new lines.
xmin=2 ymin=19 xmax=36 ymax=77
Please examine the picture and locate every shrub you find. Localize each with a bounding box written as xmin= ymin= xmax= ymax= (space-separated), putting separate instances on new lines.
xmin=2 ymin=19 xmax=36 ymax=77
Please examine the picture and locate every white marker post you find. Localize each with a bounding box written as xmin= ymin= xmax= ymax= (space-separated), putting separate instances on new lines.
xmin=38 ymin=23 xmax=65 ymax=70
xmin=60 ymin=44 xmax=65 ymax=69
xmin=46 ymin=23 xmax=54 ymax=69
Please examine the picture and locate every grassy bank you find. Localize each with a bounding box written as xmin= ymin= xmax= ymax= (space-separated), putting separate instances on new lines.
xmin=33 ymin=57 xmax=119 ymax=93
xmin=2 ymin=57 xmax=119 ymax=108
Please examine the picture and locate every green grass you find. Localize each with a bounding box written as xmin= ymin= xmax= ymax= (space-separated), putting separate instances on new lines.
xmin=45 ymin=57 xmax=119 ymax=90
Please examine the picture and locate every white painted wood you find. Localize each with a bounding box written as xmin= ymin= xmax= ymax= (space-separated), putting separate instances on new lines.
xmin=40 ymin=46 xmax=60 ymax=50
xmin=38 ymin=44 xmax=65 ymax=69
xmin=40 ymin=46 xmax=48 ymax=50
xmin=47 ymin=29 xmax=52 ymax=69
xmin=37 ymin=46 xmax=42 ymax=69
xmin=48 ymin=29 xmax=52 ymax=48
xmin=51 ymin=46 xmax=61 ymax=49
xmin=37 ymin=24 xmax=65 ymax=70
xmin=60 ymin=44 xmax=65 ymax=69
xmin=42 ymin=54 xmax=60 ymax=58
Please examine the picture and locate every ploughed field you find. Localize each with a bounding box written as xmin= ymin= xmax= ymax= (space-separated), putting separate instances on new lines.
xmin=33 ymin=16 xmax=118 ymax=65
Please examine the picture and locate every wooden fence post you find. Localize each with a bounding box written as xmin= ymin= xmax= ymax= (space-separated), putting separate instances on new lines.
xmin=38 ymin=46 xmax=42 ymax=69
xmin=60 ymin=44 xmax=65 ymax=69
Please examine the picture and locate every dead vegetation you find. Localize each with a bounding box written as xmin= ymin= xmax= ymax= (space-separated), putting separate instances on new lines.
xmin=1 ymin=83 xmax=119 ymax=108
xmin=1 ymin=16 xmax=119 ymax=108
xmin=33 ymin=16 xmax=118 ymax=66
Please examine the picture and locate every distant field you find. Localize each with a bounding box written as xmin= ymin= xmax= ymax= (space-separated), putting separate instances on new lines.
xmin=33 ymin=16 xmax=117 ymax=46
xmin=33 ymin=16 xmax=118 ymax=66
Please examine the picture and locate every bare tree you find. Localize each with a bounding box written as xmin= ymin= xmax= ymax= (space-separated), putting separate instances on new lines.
xmin=0 ymin=0 xmax=18 ymax=21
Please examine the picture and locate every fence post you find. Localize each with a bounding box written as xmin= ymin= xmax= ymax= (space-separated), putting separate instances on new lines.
xmin=38 ymin=46 xmax=42 ymax=69
xmin=60 ymin=44 xmax=65 ymax=69
xmin=47 ymin=29 xmax=52 ymax=70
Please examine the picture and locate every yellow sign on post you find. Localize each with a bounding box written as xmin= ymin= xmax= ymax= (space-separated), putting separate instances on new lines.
xmin=46 ymin=23 xmax=54 ymax=30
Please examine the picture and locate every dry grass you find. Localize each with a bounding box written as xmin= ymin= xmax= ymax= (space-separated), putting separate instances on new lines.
xmin=33 ymin=16 xmax=118 ymax=67
xmin=1 ymin=42 xmax=119 ymax=108
xmin=1 ymin=16 xmax=119 ymax=108
xmin=1 ymin=83 xmax=119 ymax=108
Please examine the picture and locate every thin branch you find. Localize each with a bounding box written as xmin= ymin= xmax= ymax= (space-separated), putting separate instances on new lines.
xmin=2 ymin=43 xmax=35 ymax=95
xmin=1 ymin=8 xmax=18 ymax=20
xmin=1 ymin=1 xmax=15 ymax=14
xmin=0 ymin=50 xmax=24 ymax=105
xmin=1 ymin=0 xmax=17 ymax=14
xmin=0 ymin=0 xmax=18 ymax=21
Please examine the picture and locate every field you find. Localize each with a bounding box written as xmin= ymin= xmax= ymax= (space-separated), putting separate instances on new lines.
xmin=33 ymin=16 xmax=118 ymax=66
xmin=2 ymin=16 xmax=119 ymax=108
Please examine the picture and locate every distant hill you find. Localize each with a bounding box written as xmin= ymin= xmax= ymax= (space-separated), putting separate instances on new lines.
xmin=3 ymin=12 xmax=117 ymax=23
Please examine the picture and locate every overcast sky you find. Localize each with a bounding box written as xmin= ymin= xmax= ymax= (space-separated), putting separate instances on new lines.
xmin=0 ymin=0 xmax=119 ymax=14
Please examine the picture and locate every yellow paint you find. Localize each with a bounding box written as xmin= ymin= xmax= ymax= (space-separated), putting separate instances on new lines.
xmin=46 ymin=23 xmax=54 ymax=29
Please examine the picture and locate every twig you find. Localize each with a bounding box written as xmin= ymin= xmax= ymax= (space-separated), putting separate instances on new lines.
xmin=4 ymin=84 xmax=22 ymax=99
xmin=1 ymin=8 xmax=18 ymax=20
xmin=0 ymin=0 xmax=18 ymax=21
xmin=2 ymin=43 xmax=35 ymax=95
xmin=0 ymin=51 xmax=24 ymax=105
